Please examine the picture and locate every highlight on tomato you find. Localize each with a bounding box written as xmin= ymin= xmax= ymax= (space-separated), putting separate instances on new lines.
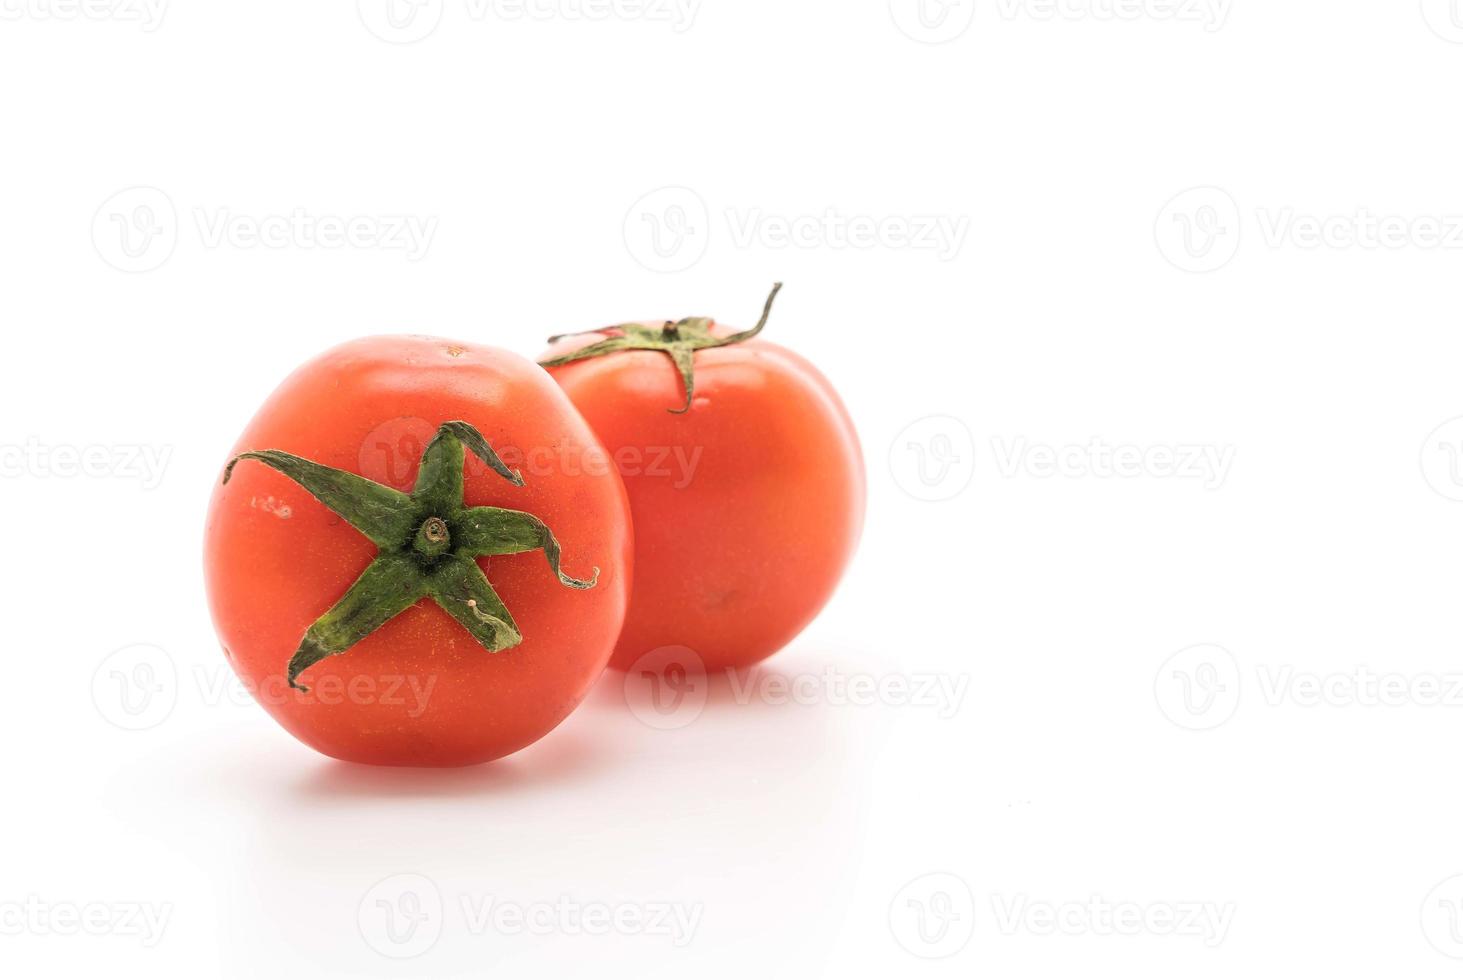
xmin=203 ymin=336 xmax=632 ymax=767
xmin=540 ymin=284 xmax=864 ymax=673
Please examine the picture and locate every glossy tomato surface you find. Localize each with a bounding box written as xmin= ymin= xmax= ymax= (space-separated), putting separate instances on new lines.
xmin=204 ymin=336 xmax=632 ymax=766
xmin=543 ymin=326 xmax=863 ymax=673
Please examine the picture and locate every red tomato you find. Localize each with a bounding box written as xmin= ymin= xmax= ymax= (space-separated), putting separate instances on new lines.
xmin=204 ymin=336 xmax=631 ymax=767
xmin=540 ymin=286 xmax=863 ymax=672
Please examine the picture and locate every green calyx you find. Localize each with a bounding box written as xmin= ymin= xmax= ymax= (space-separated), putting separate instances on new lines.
xmin=221 ymin=421 xmax=598 ymax=692
xmin=539 ymin=282 xmax=784 ymax=413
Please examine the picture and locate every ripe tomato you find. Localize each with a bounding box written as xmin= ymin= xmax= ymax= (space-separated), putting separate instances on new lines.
xmin=204 ymin=336 xmax=632 ymax=767
xmin=540 ymin=285 xmax=863 ymax=672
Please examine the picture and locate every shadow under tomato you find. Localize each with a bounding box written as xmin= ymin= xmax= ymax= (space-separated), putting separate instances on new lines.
xmin=99 ymin=644 xmax=876 ymax=977
xmin=285 ymin=723 xmax=607 ymax=802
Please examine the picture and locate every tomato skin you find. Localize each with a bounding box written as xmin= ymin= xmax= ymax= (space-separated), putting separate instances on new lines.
xmin=203 ymin=336 xmax=632 ymax=767
xmin=542 ymin=329 xmax=864 ymax=672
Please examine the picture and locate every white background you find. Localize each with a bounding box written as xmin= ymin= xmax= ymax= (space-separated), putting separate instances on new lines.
xmin=4 ymin=0 xmax=1463 ymax=976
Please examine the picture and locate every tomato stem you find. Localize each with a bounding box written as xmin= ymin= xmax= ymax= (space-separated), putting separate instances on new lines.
xmin=539 ymin=282 xmax=784 ymax=414
xmin=414 ymin=516 xmax=452 ymax=558
xmin=220 ymin=421 xmax=598 ymax=691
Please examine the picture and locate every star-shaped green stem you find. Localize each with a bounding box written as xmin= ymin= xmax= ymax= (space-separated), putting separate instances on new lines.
xmin=539 ymin=282 xmax=784 ymax=413
xmin=222 ymin=421 xmax=598 ymax=691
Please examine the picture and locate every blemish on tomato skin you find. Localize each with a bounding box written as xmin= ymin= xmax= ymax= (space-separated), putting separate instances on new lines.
xmin=249 ymin=495 xmax=293 ymax=519
xmin=444 ymin=345 xmax=468 ymax=358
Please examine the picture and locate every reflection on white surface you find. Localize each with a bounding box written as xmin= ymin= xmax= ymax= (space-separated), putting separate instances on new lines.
xmin=96 ymin=648 xmax=889 ymax=977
